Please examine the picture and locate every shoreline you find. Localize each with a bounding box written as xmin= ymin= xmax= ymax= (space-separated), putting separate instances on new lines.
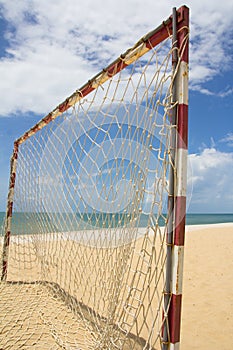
xmin=185 ymin=222 xmax=233 ymax=231
xmin=0 ymin=222 xmax=232 ymax=242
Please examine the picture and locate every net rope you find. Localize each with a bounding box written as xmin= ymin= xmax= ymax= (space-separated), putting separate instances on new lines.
xmin=0 ymin=28 xmax=188 ymax=349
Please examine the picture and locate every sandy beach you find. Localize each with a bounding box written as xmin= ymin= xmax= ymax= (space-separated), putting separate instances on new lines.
xmin=0 ymin=223 xmax=232 ymax=349
xmin=181 ymin=223 xmax=233 ymax=349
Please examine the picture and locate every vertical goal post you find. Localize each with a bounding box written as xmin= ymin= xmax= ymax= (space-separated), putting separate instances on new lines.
xmin=1 ymin=6 xmax=189 ymax=350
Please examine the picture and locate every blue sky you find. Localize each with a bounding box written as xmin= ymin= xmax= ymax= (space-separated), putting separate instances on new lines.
xmin=0 ymin=0 xmax=232 ymax=213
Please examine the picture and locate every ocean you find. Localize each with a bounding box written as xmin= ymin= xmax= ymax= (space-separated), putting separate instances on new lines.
xmin=0 ymin=212 xmax=232 ymax=236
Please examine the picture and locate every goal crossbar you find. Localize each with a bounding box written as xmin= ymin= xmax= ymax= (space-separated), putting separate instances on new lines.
xmin=14 ymin=6 xmax=189 ymax=146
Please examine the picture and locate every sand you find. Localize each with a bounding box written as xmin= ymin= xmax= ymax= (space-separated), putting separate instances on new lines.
xmin=181 ymin=223 xmax=233 ymax=350
xmin=0 ymin=223 xmax=232 ymax=349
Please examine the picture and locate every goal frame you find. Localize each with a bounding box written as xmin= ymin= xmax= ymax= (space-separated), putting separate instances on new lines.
xmin=1 ymin=6 xmax=189 ymax=349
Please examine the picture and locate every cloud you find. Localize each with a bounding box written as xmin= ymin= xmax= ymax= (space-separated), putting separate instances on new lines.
xmin=188 ymin=0 xmax=233 ymax=85
xmin=218 ymin=87 xmax=233 ymax=98
xmin=190 ymin=84 xmax=233 ymax=98
xmin=188 ymin=147 xmax=233 ymax=212
xmin=220 ymin=133 xmax=233 ymax=147
xmin=0 ymin=43 xmax=93 ymax=115
xmin=0 ymin=0 xmax=232 ymax=116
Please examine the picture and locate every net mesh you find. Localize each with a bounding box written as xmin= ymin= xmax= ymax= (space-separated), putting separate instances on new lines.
xmin=0 ymin=24 xmax=187 ymax=349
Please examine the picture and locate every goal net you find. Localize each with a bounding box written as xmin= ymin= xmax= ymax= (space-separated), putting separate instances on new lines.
xmin=0 ymin=7 xmax=189 ymax=350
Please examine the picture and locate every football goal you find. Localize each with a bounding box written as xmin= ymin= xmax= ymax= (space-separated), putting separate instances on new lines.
xmin=1 ymin=6 xmax=189 ymax=350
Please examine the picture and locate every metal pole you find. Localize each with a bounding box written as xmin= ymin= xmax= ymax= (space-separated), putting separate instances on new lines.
xmin=163 ymin=5 xmax=189 ymax=349
xmin=162 ymin=7 xmax=178 ymax=350
xmin=1 ymin=142 xmax=18 ymax=281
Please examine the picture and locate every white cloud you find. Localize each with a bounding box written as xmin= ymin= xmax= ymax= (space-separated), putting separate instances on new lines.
xmin=220 ymin=133 xmax=233 ymax=147
xmin=0 ymin=43 xmax=94 ymax=115
xmin=190 ymin=85 xmax=215 ymax=96
xmin=188 ymin=148 xmax=233 ymax=212
xmin=190 ymin=84 xmax=233 ymax=98
xmin=219 ymin=88 xmax=233 ymax=98
xmin=0 ymin=0 xmax=232 ymax=116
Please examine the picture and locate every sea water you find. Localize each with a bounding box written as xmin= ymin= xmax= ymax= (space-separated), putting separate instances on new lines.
xmin=0 ymin=212 xmax=232 ymax=236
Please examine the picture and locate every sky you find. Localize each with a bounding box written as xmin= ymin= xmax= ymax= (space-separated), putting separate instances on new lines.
xmin=0 ymin=0 xmax=232 ymax=213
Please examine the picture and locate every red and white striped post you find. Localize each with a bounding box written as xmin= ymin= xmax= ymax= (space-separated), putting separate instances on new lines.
xmin=162 ymin=6 xmax=189 ymax=350
xmin=165 ymin=6 xmax=189 ymax=350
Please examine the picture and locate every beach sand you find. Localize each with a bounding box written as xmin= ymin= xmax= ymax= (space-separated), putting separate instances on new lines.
xmin=0 ymin=223 xmax=232 ymax=349
xmin=181 ymin=223 xmax=233 ymax=350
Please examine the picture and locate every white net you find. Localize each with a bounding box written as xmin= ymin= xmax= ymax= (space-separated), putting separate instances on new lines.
xmin=0 ymin=18 xmax=188 ymax=350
